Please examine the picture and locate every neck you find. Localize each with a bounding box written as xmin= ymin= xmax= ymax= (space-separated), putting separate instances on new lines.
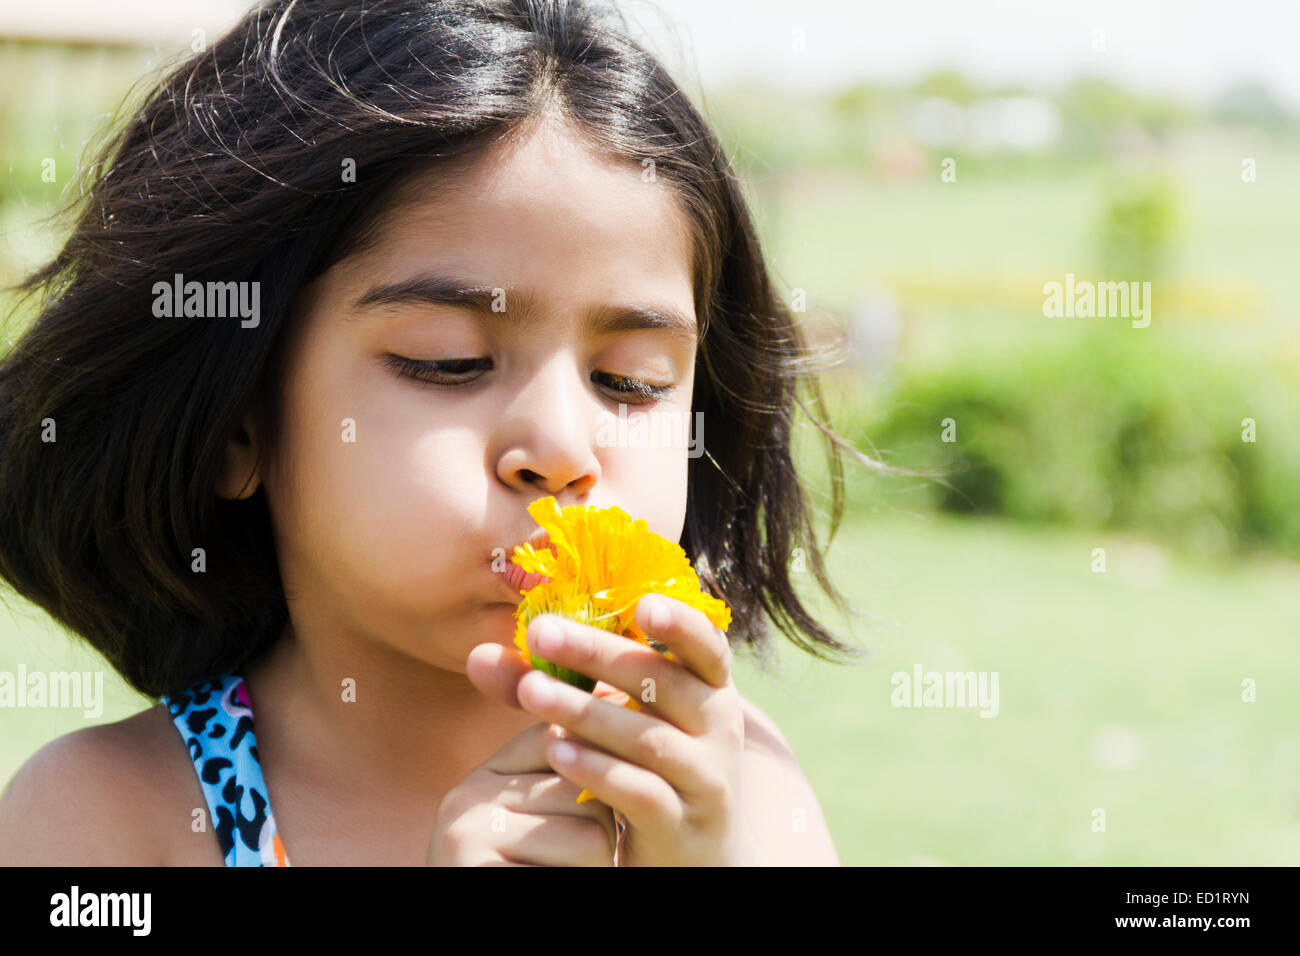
xmin=242 ymin=615 xmax=538 ymax=805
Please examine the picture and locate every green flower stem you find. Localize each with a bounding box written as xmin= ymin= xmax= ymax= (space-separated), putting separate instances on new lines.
xmin=528 ymin=653 xmax=596 ymax=693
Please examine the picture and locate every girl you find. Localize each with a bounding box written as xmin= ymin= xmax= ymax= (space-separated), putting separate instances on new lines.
xmin=0 ymin=0 xmax=876 ymax=866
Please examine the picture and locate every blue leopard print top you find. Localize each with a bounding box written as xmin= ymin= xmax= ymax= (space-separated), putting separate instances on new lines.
xmin=160 ymin=667 xmax=290 ymax=866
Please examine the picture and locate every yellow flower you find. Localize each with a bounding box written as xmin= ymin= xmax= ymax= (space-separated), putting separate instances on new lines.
xmin=513 ymin=578 xmax=622 ymax=692
xmin=510 ymin=495 xmax=732 ymax=804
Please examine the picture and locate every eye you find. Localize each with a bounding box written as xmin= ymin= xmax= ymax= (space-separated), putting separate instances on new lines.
xmin=384 ymin=354 xmax=674 ymax=402
xmin=384 ymin=355 xmax=491 ymax=385
xmin=593 ymin=372 xmax=674 ymax=404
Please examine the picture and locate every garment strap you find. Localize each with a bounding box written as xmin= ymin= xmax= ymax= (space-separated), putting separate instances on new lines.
xmin=160 ymin=668 xmax=290 ymax=866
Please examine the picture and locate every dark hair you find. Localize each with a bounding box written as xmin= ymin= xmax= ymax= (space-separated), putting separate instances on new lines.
xmin=0 ymin=0 xmax=891 ymax=700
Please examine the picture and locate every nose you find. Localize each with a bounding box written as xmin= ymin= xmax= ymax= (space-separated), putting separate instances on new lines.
xmin=495 ymin=354 xmax=602 ymax=501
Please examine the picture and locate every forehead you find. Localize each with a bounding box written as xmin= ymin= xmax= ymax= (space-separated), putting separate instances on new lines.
xmin=341 ymin=119 xmax=697 ymax=315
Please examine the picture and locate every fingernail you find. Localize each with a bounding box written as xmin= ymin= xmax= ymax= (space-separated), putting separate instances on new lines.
xmin=552 ymin=740 xmax=577 ymax=763
xmin=528 ymin=673 xmax=556 ymax=708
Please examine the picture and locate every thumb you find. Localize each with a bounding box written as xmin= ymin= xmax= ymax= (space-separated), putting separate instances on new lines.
xmin=466 ymin=640 xmax=533 ymax=710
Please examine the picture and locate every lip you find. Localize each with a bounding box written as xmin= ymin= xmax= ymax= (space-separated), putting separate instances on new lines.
xmin=500 ymin=561 xmax=549 ymax=596
xmin=493 ymin=528 xmax=552 ymax=599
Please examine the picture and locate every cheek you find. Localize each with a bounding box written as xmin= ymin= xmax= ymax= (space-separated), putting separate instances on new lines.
xmin=269 ymin=338 xmax=489 ymax=602
xmin=599 ymin=405 xmax=693 ymax=544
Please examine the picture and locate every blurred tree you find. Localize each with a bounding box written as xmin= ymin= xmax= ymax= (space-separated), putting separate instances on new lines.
xmin=1061 ymin=76 xmax=1193 ymax=136
xmin=830 ymin=82 xmax=879 ymax=119
xmin=911 ymin=69 xmax=979 ymax=106
xmin=1211 ymin=79 xmax=1295 ymax=128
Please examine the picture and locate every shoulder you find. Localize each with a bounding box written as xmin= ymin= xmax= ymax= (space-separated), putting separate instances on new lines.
xmin=0 ymin=703 xmax=222 ymax=866
xmin=736 ymin=693 xmax=841 ymax=866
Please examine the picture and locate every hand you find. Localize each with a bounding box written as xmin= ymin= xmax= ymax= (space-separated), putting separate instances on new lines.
xmin=425 ymin=721 xmax=618 ymax=866
xmin=468 ymin=593 xmax=765 ymax=866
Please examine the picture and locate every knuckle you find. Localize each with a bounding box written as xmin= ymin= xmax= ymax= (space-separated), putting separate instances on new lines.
xmin=702 ymin=691 xmax=745 ymax=746
xmin=630 ymin=788 xmax=666 ymax=822
xmin=635 ymin=724 xmax=677 ymax=766
xmin=627 ymin=781 xmax=676 ymax=823
xmin=657 ymin=790 xmax=686 ymax=827
xmin=711 ymin=641 xmax=732 ymax=680
xmin=440 ymin=818 xmax=469 ymax=853
xmin=443 ymin=801 xmax=499 ymax=851
xmin=698 ymin=689 xmax=729 ymax=725
xmin=697 ymin=769 xmax=731 ymax=805
xmin=524 ymin=776 xmax=556 ymax=803
xmin=436 ymin=789 xmax=466 ymax=823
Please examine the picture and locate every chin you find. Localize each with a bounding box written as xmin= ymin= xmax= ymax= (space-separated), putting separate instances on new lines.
xmin=481 ymin=602 xmax=522 ymax=637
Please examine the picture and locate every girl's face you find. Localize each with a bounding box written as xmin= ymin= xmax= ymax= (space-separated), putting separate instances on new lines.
xmin=253 ymin=119 xmax=699 ymax=672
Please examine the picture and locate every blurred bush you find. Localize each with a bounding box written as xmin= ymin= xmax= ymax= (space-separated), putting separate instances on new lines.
xmin=838 ymin=329 xmax=1300 ymax=559
xmin=1097 ymin=173 xmax=1182 ymax=279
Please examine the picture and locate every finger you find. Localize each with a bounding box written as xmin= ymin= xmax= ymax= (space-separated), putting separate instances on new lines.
xmin=481 ymin=720 xmax=569 ymax=775
xmin=525 ymin=614 xmax=715 ymax=736
xmin=466 ymin=640 xmax=534 ymax=711
xmin=477 ymin=723 xmax=618 ymax=844
xmin=485 ymin=767 xmax=619 ymax=833
xmin=635 ymin=594 xmax=733 ymax=688
xmin=520 ymin=669 xmax=721 ymax=801
xmin=498 ymin=812 xmax=617 ymax=866
xmin=545 ymin=735 xmax=683 ymax=838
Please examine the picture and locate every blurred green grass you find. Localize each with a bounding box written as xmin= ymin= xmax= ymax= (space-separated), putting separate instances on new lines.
xmin=730 ymin=509 xmax=1300 ymax=865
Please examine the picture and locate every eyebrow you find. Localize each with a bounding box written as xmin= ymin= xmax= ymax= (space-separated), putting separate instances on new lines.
xmin=351 ymin=274 xmax=698 ymax=345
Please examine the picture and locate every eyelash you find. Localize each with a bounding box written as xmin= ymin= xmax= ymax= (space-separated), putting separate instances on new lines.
xmin=383 ymin=355 xmax=674 ymax=403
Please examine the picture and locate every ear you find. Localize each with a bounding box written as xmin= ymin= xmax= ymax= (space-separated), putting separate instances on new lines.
xmin=215 ymin=414 xmax=261 ymax=500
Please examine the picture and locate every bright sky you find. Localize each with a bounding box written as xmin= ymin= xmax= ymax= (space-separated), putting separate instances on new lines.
xmin=629 ymin=0 xmax=1300 ymax=112
xmin=4 ymin=1 xmax=1296 ymax=112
